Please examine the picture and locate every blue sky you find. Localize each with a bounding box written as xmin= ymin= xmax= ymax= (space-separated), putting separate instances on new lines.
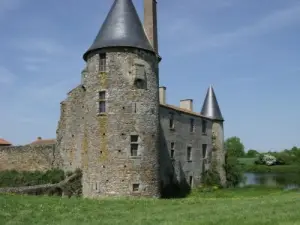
xmin=0 ymin=0 xmax=299 ymax=152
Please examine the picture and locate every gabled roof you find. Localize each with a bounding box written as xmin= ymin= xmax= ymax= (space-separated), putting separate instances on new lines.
xmin=160 ymin=103 xmax=210 ymax=119
xmin=201 ymin=85 xmax=224 ymax=121
xmin=83 ymin=0 xmax=154 ymax=60
xmin=0 ymin=138 xmax=12 ymax=146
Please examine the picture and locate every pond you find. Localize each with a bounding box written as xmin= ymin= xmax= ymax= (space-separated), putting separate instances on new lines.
xmin=242 ymin=172 xmax=300 ymax=190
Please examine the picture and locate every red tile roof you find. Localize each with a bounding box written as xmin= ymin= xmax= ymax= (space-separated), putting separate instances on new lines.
xmin=0 ymin=138 xmax=12 ymax=146
xmin=30 ymin=138 xmax=56 ymax=145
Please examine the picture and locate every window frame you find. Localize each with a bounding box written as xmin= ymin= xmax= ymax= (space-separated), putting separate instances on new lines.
xmin=99 ymin=53 xmax=106 ymax=72
xmin=130 ymin=135 xmax=140 ymax=157
xmin=98 ymin=91 xmax=107 ymax=114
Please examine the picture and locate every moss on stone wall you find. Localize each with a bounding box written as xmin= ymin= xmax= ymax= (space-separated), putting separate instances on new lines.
xmin=98 ymin=116 xmax=108 ymax=162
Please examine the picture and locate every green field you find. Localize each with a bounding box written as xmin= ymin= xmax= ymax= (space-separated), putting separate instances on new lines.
xmin=238 ymin=158 xmax=300 ymax=173
xmin=1 ymin=187 xmax=300 ymax=225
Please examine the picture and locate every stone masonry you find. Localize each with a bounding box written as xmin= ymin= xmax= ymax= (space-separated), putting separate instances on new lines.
xmin=0 ymin=144 xmax=59 ymax=172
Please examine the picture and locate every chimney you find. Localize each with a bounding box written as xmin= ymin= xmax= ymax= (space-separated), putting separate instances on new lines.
xmin=159 ymin=86 xmax=166 ymax=104
xmin=180 ymin=99 xmax=193 ymax=111
xmin=144 ymin=0 xmax=158 ymax=53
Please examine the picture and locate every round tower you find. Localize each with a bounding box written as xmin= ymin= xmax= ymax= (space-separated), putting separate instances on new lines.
xmin=201 ymin=85 xmax=227 ymax=187
xmin=81 ymin=0 xmax=160 ymax=198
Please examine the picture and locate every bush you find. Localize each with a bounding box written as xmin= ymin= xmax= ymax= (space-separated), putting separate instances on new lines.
xmin=0 ymin=169 xmax=65 ymax=188
xmin=224 ymin=155 xmax=245 ymax=187
xmin=201 ymin=170 xmax=221 ymax=187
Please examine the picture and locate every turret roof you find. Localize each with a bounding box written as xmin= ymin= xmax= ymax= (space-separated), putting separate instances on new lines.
xmin=83 ymin=0 xmax=154 ymax=60
xmin=201 ymin=85 xmax=224 ymax=121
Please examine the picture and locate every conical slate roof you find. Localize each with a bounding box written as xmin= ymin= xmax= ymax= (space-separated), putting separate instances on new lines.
xmin=201 ymin=85 xmax=224 ymax=121
xmin=83 ymin=0 xmax=154 ymax=60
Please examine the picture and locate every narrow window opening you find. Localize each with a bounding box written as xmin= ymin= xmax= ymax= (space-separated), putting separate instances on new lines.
xmin=202 ymin=144 xmax=207 ymax=158
xmin=95 ymin=183 xmax=98 ymax=190
xmin=99 ymin=53 xmax=106 ymax=72
xmin=99 ymin=91 xmax=106 ymax=113
xmin=134 ymin=79 xmax=145 ymax=89
xmin=169 ymin=113 xmax=174 ymax=129
xmin=133 ymin=183 xmax=140 ymax=192
xmin=202 ymin=120 xmax=207 ymax=134
xmin=190 ymin=118 xmax=195 ymax=132
xmin=130 ymin=135 xmax=139 ymax=157
xmin=131 ymin=144 xmax=138 ymax=157
xmin=131 ymin=135 xmax=138 ymax=143
xmin=170 ymin=142 xmax=175 ymax=159
xmin=134 ymin=103 xmax=137 ymax=113
xmin=187 ymin=146 xmax=192 ymax=161
xmin=134 ymin=64 xmax=146 ymax=89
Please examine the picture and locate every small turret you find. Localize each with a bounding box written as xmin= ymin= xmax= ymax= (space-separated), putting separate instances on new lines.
xmin=201 ymin=85 xmax=226 ymax=187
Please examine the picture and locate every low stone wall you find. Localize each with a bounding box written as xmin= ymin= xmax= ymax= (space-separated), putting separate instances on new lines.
xmin=0 ymin=144 xmax=61 ymax=172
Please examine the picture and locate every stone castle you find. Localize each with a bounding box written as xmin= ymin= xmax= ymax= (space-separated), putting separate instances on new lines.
xmin=0 ymin=0 xmax=226 ymax=198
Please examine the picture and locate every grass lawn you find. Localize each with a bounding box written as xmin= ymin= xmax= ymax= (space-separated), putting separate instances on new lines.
xmin=1 ymin=187 xmax=300 ymax=225
xmin=238 ymin=157 xmax=257 ymax=165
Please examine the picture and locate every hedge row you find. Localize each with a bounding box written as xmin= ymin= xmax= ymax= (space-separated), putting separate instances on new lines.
xmin=0 ymin=169 xmax=65 ymax=188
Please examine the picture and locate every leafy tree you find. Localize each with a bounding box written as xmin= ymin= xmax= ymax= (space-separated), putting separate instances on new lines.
xmin=246 ymin=149 xmax=259 ymax=158
xmin=225 ymin=136 xmax=245 ymax=158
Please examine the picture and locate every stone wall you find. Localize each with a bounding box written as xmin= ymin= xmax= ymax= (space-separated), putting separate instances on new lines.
xmin=159 ymin=105 xmax=213 ymax=197
xmin=0 ymin=144 xmax=60 ymax=172
xmin=56 ymin=85 xmax=85 ymax=172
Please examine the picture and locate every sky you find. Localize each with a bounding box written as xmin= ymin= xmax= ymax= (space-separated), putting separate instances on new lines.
xmin=0 ymin=0 xmax=299 ymax=152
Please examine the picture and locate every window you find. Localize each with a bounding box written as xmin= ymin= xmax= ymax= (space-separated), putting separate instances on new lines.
xmin=170 ymin=142 xmax=175 ymax=159
xmin=131 ymin=135 xmax=138 ymax=143
xmin=190 ymin=118 xmax=195 ymax=132
xmin=187 ymin=146 xmax=192 ymax=161
xmin=99 ymin=53 xmax=106 ymax=72
xmin=202 ymin=120 xmax=207 ymax=134
xmin=169 ymin=113 xmax=174 ymax=129
xmin=99 ymin=91 xmax=106 ymax=113
xmin=134 ymin=79 xmax=145 ymax=89
xmin=134 ymin=64 xmax=146 ymax=89
xmin=189 ymin=176 xmax=193 ymax=186
xmin=132 ymin=183 xmax=140 ymax=192
xmin=130 ymin=135 xmax=139 ymax=157
xmin=202 ymin=144 xmax=207 ymax=158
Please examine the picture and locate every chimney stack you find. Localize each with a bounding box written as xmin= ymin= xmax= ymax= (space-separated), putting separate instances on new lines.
xmin=180 ymin=99 xmax=193 ymax=111
xmin=144 ymin=0 xmax=158 ymax=53
xmin=159 ymin=86 xmax=166 ymax=104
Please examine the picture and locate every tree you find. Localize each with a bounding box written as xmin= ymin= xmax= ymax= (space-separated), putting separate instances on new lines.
xmin=246 ymin=149 xmax=259 ymax=158
xmin=225 ymin=136 xmax=245 ymax=158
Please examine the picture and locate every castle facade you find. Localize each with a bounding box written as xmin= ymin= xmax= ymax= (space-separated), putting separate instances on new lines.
xmin=56 ymin=0 xmax=226 ymax=198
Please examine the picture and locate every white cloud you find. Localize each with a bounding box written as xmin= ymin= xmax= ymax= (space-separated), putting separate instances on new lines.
xmin=163 ymin=2 xmax=300 ymax=54
xmin=0 ymin=66 xmax=16 ymax=84
xmin=23 ymin=57 xmax=49 ymax=64
xmin=24 ymin=64 xmax=40 ymax=72
xmin=15 ymin=38 xmax=65 ymax=55
xmin=0 ymin=0 xmax=21 ymax=16
xmin=22 ymin=57 xmax=50 ymax=72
